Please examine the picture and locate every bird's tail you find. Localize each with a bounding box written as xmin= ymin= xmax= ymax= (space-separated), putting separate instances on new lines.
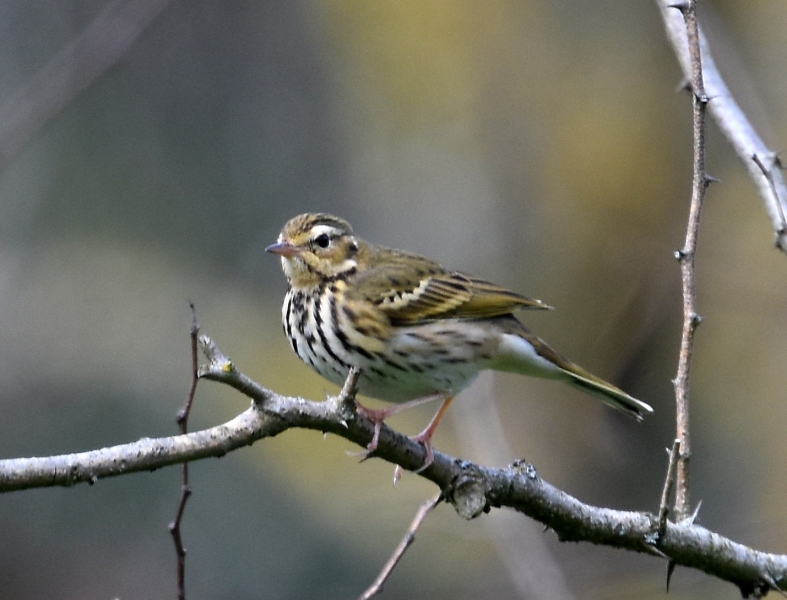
xmin=491 ymin=315 xmax=653 ymax=421
xmin=559 ymin=362 xmax=653 ymax=421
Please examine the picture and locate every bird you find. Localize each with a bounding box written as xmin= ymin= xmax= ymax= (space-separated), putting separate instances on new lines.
xmin=266 ymin=213 xmax=652 ymax=470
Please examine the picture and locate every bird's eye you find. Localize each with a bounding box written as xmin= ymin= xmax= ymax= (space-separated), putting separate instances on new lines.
xmin=315 ymin=234 xmax=330 ymax=248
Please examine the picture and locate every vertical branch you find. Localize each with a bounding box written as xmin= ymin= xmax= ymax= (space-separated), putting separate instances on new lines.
xmin=657 ymin=0 xmax=787 ymax=253
xmin=169 ymin=304 xmax=201 ymax=600
xmin=672 ymin=0 xmax=708 ymax=522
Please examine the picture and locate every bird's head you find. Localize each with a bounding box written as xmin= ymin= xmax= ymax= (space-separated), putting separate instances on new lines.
xmin=266 ymin=213 xmax=362 ymax=286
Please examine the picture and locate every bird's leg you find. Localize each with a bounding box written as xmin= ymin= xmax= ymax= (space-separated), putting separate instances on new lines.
xmin=352 ymin=394 xmax=445 ymax=456
xmin=409 ymin=396 xmax=454 ymax=472
xmin=391 ymin=396 xmax=454 ymax=484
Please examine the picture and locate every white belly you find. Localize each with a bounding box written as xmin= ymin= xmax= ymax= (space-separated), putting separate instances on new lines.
xmin=283 ymin=290 xmax=490 ymax=403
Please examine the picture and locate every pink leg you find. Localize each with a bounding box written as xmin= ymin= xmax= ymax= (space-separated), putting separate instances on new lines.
xmin=409 ymin=397 xmax=454 ymax=471
xmin=392 ymin=397 xmax=455 ymax=484
xmin=354 ymin=394 xmax=444 ymax=455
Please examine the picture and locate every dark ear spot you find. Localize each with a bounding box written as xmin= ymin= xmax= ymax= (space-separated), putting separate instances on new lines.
xmin=347 ymin=240 xmax=359 ymax=256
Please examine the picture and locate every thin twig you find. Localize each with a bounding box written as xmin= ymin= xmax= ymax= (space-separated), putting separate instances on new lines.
xmin=660 ymin=439 xmax=681 ymax=592
xmin=358 ymin=493 xmax=442 ymax=600
xmin=752 ymin=153 xmax=787 ymax=249
xmin=658 ymin=439 xmax=681 ymax=536
xmin=177 ymin=304 xmax=201 ymax=432
xmin=334 ymin=367 xmax=361 ymax=421
xmin=671 ymin=0 xmax=708 ymax=523
xmin=168 ymin=305 xmax=200 ymax=600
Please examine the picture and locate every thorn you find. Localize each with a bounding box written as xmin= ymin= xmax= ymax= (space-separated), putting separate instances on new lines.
xmin=704 ymin=174 xmax=721 ymax=186
xmin=673 ymin=249 xmax=687 ymax=260
xmin=393 ymin=465 xmax=403 ymax=486
xmin=666 ymin=560 xmax=677 ymax=591
xmin=645 ymin=544 xmax=669 ymax=559
xmin=700 ymin=92 xmax=718 ymax=103
xmin=667 ymin=1 xmax=689 ymax=12
xmin=752 ymin=153 xmax=770 ymax=176
xmin=677 ymin=500 xmax=702 ymax=526
xmin=690 ymin=313 xmax=703 ymax=327
xmin=675 ymin=77 xmax=692 ymax=94
xmin=689 ymin=500 xmax=702 ymax=525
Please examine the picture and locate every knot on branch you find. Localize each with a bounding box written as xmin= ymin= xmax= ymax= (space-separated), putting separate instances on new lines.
xmin=445 ymin=464 xmax=489 ymax=520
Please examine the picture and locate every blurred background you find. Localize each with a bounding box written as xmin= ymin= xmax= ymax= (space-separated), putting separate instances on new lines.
xmin=0 ymin=1 xmax=785 ymax=598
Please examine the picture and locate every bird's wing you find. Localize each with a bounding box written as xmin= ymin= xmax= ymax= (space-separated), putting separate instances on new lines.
xmin=349 ymin=250 xmax=551 ymax=325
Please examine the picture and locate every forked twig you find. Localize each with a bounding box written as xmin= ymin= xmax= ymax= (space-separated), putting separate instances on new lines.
xmin=358 ymin=493 xmax=443 ymax=600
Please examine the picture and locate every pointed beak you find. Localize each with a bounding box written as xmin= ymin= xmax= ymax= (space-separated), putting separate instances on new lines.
xmin=265 ymin=241 xmax=301 ymax=257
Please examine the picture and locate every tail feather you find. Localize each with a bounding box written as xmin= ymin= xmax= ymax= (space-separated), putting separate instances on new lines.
xmin=560 ymin=365 xmax=653 ymax=421
xmin=491 ymin=315 xmax=653 ymax=421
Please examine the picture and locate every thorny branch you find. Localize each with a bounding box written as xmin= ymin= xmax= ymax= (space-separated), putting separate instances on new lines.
xmin=670 ymin=0 xmax=709 ymax=525
xmin=657 ymin=0 xmax=787 ymax=252
xmin=0 ymin=337 xmax=785 ymax=598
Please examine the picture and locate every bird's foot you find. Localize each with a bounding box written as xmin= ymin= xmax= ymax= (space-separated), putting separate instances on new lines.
xmin=349 ymin=395 xmax=444 ymax=459
xmin=392 ymin=397 xmax=454 ymax=485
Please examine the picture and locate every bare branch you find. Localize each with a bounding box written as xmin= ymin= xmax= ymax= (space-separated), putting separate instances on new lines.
xmin=669 ymin=0 xmax=709 ymax=524
xmin=169 ymin=305 xmax=200 ymax=600
xmin=657 ymin=0 xmax=787 ymax=252
xmin=359 ymin=493 xmax=442 ymax=600
xmin=0 ymin=337 xmax=785 ymax=597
